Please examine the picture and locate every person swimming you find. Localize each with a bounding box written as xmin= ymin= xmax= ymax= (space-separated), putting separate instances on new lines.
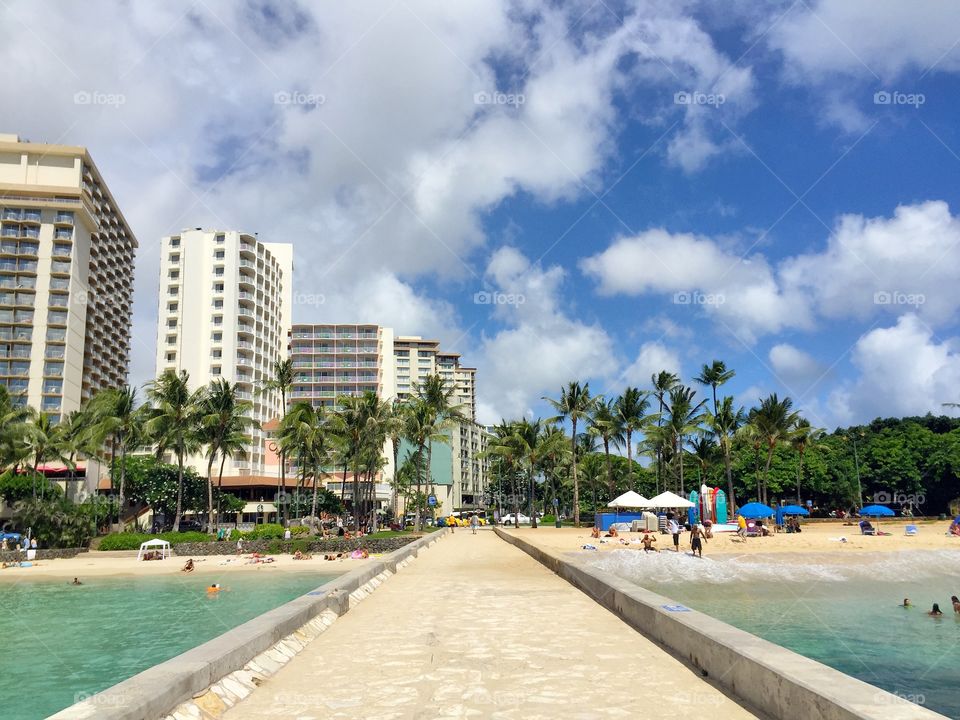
xmin=71 ymin=577 xmax=82 ymax=586
xmin=950 ymin=595 xmax=960 ymax=614
xmin=902 ymin=598 xmax=912 ymax=608
xmin=207 ymin=583 xmax=222 ymax=594
xmin=929 ymin=603 xmax=943 ymax=616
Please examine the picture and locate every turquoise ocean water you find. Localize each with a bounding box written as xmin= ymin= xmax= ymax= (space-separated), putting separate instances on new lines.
xmin=587 ymin=549 xmax=960 ymax=719
xmin=0 ymin=571 xmax=339 ymax=719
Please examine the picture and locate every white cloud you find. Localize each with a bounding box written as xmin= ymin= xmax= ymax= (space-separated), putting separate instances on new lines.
xmin=582 ymin=200 xmax=960 ymax=342
xmin=619 ymin=342 xmax=683 ymax=388
xmin=769 ymin=0 xmax=960 ymax=80
xmin=768 ymin=343 xmax=824 ymax=395
xmin=828 ymin=315 xmax=960 ymax=424
xmin=474 ymin=248 xmax=616 ymax=423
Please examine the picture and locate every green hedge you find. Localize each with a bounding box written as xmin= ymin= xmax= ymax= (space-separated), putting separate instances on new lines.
xmin=98 ymin=532 xmax=211 ymax=551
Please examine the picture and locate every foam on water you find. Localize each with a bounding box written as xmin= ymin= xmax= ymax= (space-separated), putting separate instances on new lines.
xmin=585 ymin=548 xmax=960 ymax=585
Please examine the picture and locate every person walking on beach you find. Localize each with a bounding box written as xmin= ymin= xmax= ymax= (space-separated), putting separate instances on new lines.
xmin=667 ymin=514 xmax=681 ymax=552
xmin=690 ymin=523 xmax=705 ymax=558
xmin=470 ymin=514 xmax=479 ymax=535
xmin=737 ymin=514 xmax=747 ymax=539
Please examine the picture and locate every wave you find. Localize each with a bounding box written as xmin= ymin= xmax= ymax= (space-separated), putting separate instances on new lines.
xmin=583 ymin=549 xmax=960 ymax=585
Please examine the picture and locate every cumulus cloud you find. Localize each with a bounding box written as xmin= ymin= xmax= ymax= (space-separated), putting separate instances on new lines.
xmin=827 ymin=315 xmax=960 ymax=424
xmin=619 ymin=342 xmax=683 ymax=388
xmin=581 ymin=200 xmax=960 ymax=342
xmin=768 ymin=0 xmax=960 ymax=80
xmin=768 ymin=343 xmax=825 ymax=395
xmin=474 ymin=247 xmax=616 ymax=423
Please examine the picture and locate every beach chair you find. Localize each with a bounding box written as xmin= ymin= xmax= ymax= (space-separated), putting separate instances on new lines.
xmin=859 ymin=520 xmax=876 ymax=536
xmin=904 ymin=524 xmax=918 ymax=536
xmin=744 ymin=521 xmax=762 ymax=537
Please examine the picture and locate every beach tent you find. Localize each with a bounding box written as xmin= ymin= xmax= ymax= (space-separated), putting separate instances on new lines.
xmin=137 ymin=538 xmax=172 ymax=561
xmin=607 ymin=491 xmax=649 ymax=508
xmin=738 ymin=502 xmax=775 ymax=519
xmin=648 ymin=491 xmax=695 ymax=508
xmin=860 ymin=504 xmax=894 ymax=532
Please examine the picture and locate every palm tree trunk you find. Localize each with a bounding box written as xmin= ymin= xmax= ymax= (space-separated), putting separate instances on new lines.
xmin=604 ymin=438 xmax=613 ymax=498
xmin=415 ymin=444 xmax=424 ymax=531
xmin=678 ymin=435 xmax=685 ymax=495
xmin=571 ymin=418 xmax=580 ymax=527
xmin=310 ymin=463 xmax=319 ymax=520
xmin=626 ymin=430 xmax=633 ymax=487
xmin=763 ymin=447 xmax=775 ymax=506
xmin=173 ymin=451 xmax=184 ymax=532
xmin=797 ymin=453 xmax=804 ymax=503
xmin=278 ymin=388 xmax=287 ymax=526
xmin=723 ymin=439 xmax=736 ymax=519
xmin=529 ymin=468 xmax=537 ymax=529
xmin=118 ymin=435 xmax=127 ymax=530
xmin=218 ymin=453 xmax=228 ymax=527
xmin=206 ymin=452 xmax=216 ymax=534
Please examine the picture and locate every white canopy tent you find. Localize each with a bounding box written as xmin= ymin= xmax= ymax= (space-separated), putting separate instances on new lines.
xmin=137 ymin=538 xmax=172 ymax=561
xmin=607 ymin=490 xmax=650 ymax=508
xmin=648 ymin=491 xmax=695 ymax=508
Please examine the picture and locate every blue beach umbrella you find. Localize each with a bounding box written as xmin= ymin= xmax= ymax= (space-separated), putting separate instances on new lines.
xmin=860 ymin=505 xmax=895 ymax=517
xmin=780 ymin=505 xmax=809 ymax=516
xmin=738 ymin=502 xmax=775 ymax=519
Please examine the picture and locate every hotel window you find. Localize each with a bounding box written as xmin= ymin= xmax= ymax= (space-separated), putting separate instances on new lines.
xmin=169 ymin=253 xmax=180 ymax=263
xmin=212 ymin=332 xmax=222 ymax=342
xmin=213 ymin=282 xmax=224 ymax=292
xmin=212 ymin=299 xmax=223 ymax=309
xmin=168 ymin=285 xmax=178 ymax=295
xmin=211 ymin=349 xmax=222 ymax=359
xmin=169 ymin=237 xmax=180 ymax=248
xmin=214 ymin=267 xmax=224 ymax=277
xmin=167 ymin=318 xmax=177 ymax=329
xmin=166 ymin=335 xmax=176 ymax=345
xmin=168 ymin=302 xmax=178 ymax=312
xmin=168 ymin=269 xmax=180 ymax=279
xmin=211 ymin=366 xmax=221 ymax=375
xmin=166 ymin=352 xmax=176 ymax=362
xmin=214 ymin=250 xmax=225 ymax=260
xmin=215 ymin=234 xmax=225 ymax=244
xmin=212 ymin=315 xmax=223 ymax=326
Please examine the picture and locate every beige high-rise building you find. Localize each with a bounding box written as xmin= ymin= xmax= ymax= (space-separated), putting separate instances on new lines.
xmin=155 ymin=229 xmax=292 ymax=477
xmin=393 ymin=337 xmax=477 ymax=420
xmin=0 ymin=133 xmax=136 ymax=420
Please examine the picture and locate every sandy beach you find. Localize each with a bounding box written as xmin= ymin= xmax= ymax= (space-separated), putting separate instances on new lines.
xmin=501 ymin=519 xmax=960 ymax=560
xmin=0 ymin=550 xmax=372 ymax=582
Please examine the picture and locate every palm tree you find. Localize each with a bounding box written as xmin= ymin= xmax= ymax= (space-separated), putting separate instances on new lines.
xmin=706 ymin=396 xmax=745 ymax=517
xmin=0 ymin=386 xmax=30 ymax=471
xmin=614 ymin=387 xmax=651 ymax=486
xmin=261 ymin=358 xmax=294 ymax=522
xmin=748 ymin=393 xmax=801 ymax=506
xmin=145 ymin=369 xmax=205 ymax=531
xmin=201 ymin=380 xmax=257 ymax=532
xmin=279 ymin=401 xmax=329 ymax=521
xmin=588 ymin=398 xmax=620 ymax=500
xmin=694 ymin=360 xmax=735 ymax=416
xmin=485 ymin=422 xmax=525 ymax=527
xmin=544 ymin=381 xmax=598 ymax=527
xmin=663 ymin=385 xmax=707 ymax=495
xmin=791 ymin=418 xmax=823 ymax=504
xmin=414 ymin=373 xmax=467 ymax=504
xmin=401 ymin=398 xmax=448 ymax=531
xmin=22 ymin=409 xmax=71 ymax=500
xmin=650 ymin=371 xmax=680 ymax=494
xmin=90 ymin=386 xmax=144 ymax=527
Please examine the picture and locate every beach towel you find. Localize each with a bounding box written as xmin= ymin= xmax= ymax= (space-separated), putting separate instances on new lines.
xmin=905 ymin=524 xmax=918 ymax=536
xmin=581 ymin=544 xmax=598 ymax=551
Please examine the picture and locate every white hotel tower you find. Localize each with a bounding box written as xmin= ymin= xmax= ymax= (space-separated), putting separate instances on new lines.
xmin=155 ymin=229 xmax=292 ymax=476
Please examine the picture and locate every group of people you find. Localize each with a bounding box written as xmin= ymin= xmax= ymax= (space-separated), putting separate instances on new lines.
xmin=590 ymin=513 xmax=711 ymax=557
xmin=903 ymin=596 xmax=960 ymax=616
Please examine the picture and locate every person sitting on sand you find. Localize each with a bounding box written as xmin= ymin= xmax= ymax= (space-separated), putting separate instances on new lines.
xmin=181 ymin=559 xmax=195 ymax=573
xmin=951 ymin=595 xmax=960 ymax=614
xmin=590 ymin=526 xmax=601 ymax=539
xmin=293 ymin=550 xmax=312 ymax=560
xmin=324 ymin=552 xmax=344 ymax=561
xmin=949 ymin=521 xmax=960 ymax=537
xmin=641 ymin=534 xmax=658 ymax=553
xmin=606 ymin=526 xmax=619 ymax=538
xmin=71 ymin=577 xmax=82 ymax=585
xmin=929 ymin=603 xmax=943 ymax=616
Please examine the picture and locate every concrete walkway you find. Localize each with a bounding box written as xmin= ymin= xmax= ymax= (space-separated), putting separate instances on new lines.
xmin=223 ymin=530 xmax=759 ymax=720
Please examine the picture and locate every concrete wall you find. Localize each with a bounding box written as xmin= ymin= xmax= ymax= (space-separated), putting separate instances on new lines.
xmin=50 ymin=529 xmax=449 ymax=720
xmin=494 ymin=528 xmax=947 ymax=720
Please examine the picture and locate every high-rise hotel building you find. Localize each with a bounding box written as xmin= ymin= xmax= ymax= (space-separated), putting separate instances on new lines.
xmin=0 ymin=133 xmax=136 ymax=420
xmin=155 ymin=229 xmax=292 ymax=477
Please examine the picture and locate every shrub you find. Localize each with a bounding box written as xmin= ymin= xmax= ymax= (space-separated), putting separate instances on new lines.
xmin=542 ymin=514 xmax=557 ymax=524
xmin=242 ymin=523 xmax=285 ymax=540
xmin=98 ymin=531 xmax=211 ymax=551
xmin=290 ymin=525 xmax=310 ymax=536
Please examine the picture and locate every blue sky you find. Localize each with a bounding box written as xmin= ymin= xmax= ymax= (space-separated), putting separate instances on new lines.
xmin=3 ymin=0 xmax=960 ymax=429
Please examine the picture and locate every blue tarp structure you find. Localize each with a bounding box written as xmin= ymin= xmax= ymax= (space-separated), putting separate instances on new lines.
xmin=595 ymin=512 xmax=645 ymax=531
xmin=1 ymin=532 xmax=21 ymax=541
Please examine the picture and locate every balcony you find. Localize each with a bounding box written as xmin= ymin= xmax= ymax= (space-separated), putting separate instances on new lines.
xmin=21 ymin=210 xmax=41 ymax=224
xmin=1 ymin=209 xmax=21 ymax=221
xmin=238 ymin=307 xmax=254 ymax=317
xmin=236 ymin=354 xmax=253 ymax=367
xmin=54 ymin=213 xmax=74 ymax=226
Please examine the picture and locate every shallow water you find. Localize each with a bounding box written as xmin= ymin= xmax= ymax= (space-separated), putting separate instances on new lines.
xmin=586 ymin=549 xmax=960 ymax=719
xmin=0 ymin=571 xmax=339 ymax=719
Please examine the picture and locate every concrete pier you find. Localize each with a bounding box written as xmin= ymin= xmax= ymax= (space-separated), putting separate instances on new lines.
xmin=223 ymin=529 xmax=758 ymax=719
